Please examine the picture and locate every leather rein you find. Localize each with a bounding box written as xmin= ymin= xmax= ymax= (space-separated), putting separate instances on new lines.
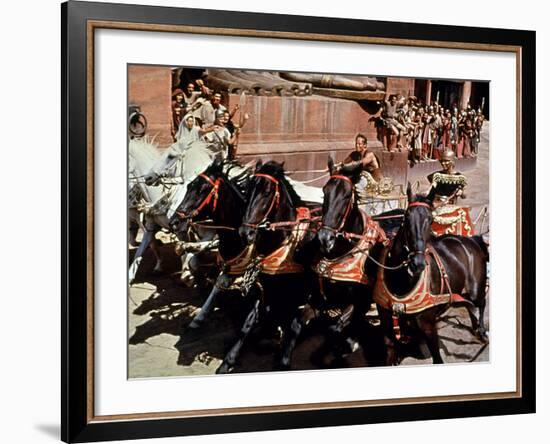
xmin=321 ymin=175 xmax=366 ymax=241
xmin=242 ymin=173 xmax=281 ymax=229
xmin=402 ymin=201 xmax=433 ymax=261
xmin=321 ymin=178 xmax=434 ymax=270
xmin=175 ymin=173 xmax=238 ymax=232
xmin=242 ymin=173 xmax=319 ymax=231
xmin=176 ymin=173 xmax=221 ymax=220
xmin=376 ymin=200 xmax=433 ymax=271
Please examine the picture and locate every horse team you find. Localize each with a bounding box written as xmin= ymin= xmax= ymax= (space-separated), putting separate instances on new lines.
xmin=159 ymin=156 xmax=489 ymax=373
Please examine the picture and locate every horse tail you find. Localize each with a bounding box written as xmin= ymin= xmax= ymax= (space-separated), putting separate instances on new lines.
xmin=471 ymin=235 xmax=489 ymax=262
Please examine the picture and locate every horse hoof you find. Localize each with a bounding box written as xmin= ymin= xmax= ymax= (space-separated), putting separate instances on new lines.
xmin=216 ymin=362 xmax=233 ymax=374
xmin=477 ymin=330 xmax=489 ymax=343
xmin=275 ymin=360 xmax=291 ymax=372
xmin=180 ymin=273 xmax=194 ymax=287
xmin=346 ymin=338 xmax=361 ymax=354
xmin=188 ymin=318 xmax=203 ymax=329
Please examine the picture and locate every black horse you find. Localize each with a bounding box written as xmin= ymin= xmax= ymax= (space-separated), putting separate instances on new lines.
xmin=171 ymin=158 xmax=253 ymax=329
xmin=216 ymin=160 xmax=317 ymax=373
xmin=375 ymin=185 xmax=489 ymax=365
xmin=279 ymin=158 xmax=404 ymax=369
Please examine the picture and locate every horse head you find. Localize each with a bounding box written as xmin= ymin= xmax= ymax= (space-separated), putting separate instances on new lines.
xmin=171 ymin=157 xmax=224 ymax=238
xmin=318 ymin=156 xmax=362 ymax=254
xmin=402 ymin=183 xmax=434 ymax=276
xmin=240 ymin=159 xmax=300 ymax=245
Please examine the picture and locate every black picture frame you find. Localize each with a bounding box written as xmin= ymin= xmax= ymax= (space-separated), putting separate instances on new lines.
xmin=62 ymin=1 xmax=536 ymax=442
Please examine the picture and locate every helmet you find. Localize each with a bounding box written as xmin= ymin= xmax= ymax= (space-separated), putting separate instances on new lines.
xmin=440 ymin=150 xmax=456 ymax=163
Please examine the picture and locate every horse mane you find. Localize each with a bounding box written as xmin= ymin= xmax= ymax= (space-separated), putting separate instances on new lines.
xmin=204 ymin=159 xmax=251 ymax=202
xmin=225 ymin=161 xmax=252 ymax=196
xmin=410 ymin=193 xmax=433 ymax=206
xmin=257 ymin=161 xmax=304 ymax=207
xmin=337 ymin=160 xmax=363 ymax=184
xmin=128 ymin=136 xmax=161 ymax=176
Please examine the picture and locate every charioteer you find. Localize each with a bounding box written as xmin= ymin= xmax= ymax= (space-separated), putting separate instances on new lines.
xmin=340 ymin=133 xmax=387 ymax=201
xmin=426 ymin=149 xmax=474 ymax=236
xmin=343 ymin=133 xmax=383 ymax=182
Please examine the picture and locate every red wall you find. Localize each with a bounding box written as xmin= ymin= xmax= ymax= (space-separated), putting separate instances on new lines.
xmin=127 ymin=66 xmax=411 ymax=186
xmin=128 ymin=65 xmax=173 ymax=146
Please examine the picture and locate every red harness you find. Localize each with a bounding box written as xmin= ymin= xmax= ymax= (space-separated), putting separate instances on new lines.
xmin=324 ymin=175 xmax=355 ymax=232
xmin=313 ymin=209 xmax=386 ymax=285
xmin=373 ymin=245 xmax=469 ymax=314
xmin=176 ymin=173 xmax=220 ymax=219
xmin=408 ymin=201 xmax=432 ymax=210
xmin=242 ymin=173 xmax=316 ymax=274
xmin=242 ymin=173 xmax=281 ymax=229
xmin=373 ymin=244 xmax=470 ymax=341
xmin=312 ymin=175 xmax=387 ymax=285
xmin=260 ymin=207 xmax=312 ymax=275
xmin=221 ymin=244 xmax=256 ymax=276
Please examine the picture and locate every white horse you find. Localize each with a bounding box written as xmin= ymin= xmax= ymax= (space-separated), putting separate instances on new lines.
xmin=128 ymin=134 xmax=325 ymax=286
xmin=128 ymin=136 xmax=214 ymax=284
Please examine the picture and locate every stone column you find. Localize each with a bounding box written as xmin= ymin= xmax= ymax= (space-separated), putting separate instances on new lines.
xmin=425 ymin=80 xmax=432 ymax=105
xmin=460 ymin=81 xmax=472 ymax=109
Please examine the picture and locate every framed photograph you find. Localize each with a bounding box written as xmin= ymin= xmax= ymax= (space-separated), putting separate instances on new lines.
xmin=62 ymin=1 xmax=535 ymax=442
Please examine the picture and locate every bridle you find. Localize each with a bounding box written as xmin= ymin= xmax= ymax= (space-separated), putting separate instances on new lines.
xmin=242 ymin=173 xmax=281 ymax=229
xmin=176 ymin=173 xmax=220 ymax=220
xmin=403 ymin=201 xmax=433 ymax=260
xmin=321 ymin=175 xmax=355 ymax=235
xmin=408 ymin=201 xmax=432 ymax=210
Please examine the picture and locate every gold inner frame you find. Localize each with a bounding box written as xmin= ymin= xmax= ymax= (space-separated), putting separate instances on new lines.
xmin=85 ymin=19 xmax=523 ymax=423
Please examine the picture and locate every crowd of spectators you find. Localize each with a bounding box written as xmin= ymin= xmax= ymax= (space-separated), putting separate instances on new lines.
xmin=171 ymin=80 xmax=249 ymax=160
xmin=374 ymin=94 xmax=486 ymax=162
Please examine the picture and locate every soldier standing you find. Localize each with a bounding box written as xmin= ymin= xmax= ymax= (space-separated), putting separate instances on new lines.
xmin=382 ymin=94 xmax=406 ymax=150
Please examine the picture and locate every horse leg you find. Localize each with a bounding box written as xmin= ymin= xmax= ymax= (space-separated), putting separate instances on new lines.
xmin=309 ymin=304 xmax=356 ymax=368
xmin=189 ymin=273 xmax=233 ymax=329
xmin=378 ymin=307 xmax=399 ymax=366
xmin=129 ymin=229 xmax=155 ymax=285
xmin=189 ymin=250 xmax=218 ymax=288
xmin=128 ymin=217 xmax=140 ymax=247
xmin=179 ymin=253 xmax=194 ymax=286
xmin=417 ymin=311 xmax=444 ymax=364
xmin=149 ymin=238 xmax=163 ymax=273
xmin=477 ymin=299 xmax=489 ymax=342
xmin=328 ymin=304 xmax=360 ymax=356
xmin=465 ymin=262 xmax=490 ymax=343
xmin=465 ymin=302 xmax=480 ymax=330
xmin=466 ymin=300 xmax=489 ymax=343
xmin=216 ymin=299 xmax=260 ymax=374
xmin=278 ymin=304 xmax=319 ymax=370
